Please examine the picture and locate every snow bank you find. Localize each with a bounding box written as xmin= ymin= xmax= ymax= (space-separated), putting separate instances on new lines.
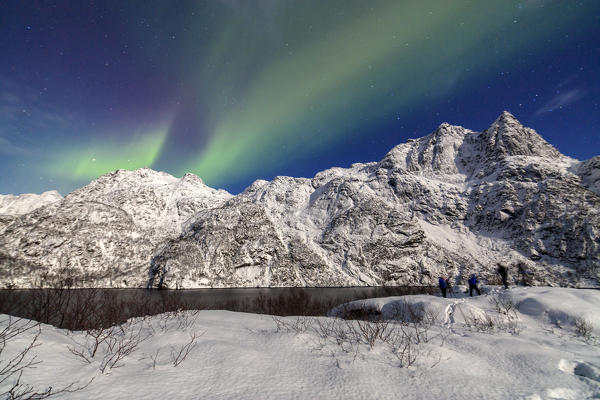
xmin=1 ymin=287 xmax=599 ymax=399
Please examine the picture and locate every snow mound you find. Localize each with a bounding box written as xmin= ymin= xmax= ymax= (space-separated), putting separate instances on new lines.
xmin=331 ymin=286 xmax=600 ymax=333
xmin=511 ymin=287 xmax=600 ymax=331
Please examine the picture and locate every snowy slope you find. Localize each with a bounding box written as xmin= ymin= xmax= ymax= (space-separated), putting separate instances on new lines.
xmin=1 ymin=287 xmax=599 ymax=399
xmin=0 ymin=190 xmax=62 ymax=215
xmin=575 ymin=156 xmax=600 ymax=195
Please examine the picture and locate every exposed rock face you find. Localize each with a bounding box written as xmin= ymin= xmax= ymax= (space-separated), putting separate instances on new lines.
xmin=0 ymin=168 xmax=232 ymax=287
xmin=149 ymin=112 xmax=599 ymax=288
xmin=1 ymin=112 xmax=598 ymax=288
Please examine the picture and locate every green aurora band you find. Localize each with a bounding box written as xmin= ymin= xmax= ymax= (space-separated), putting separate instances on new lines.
xmin=177 ymin=0 xmax=585 ymax=186
xmin=50 ymin=124 xmax=169 ymax=181
xmin=41 ymin=1 xmax=589 ymax=190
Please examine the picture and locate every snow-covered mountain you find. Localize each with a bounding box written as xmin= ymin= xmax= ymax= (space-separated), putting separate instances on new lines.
xmin=0 ymin=190 xmax=62 ymax=216
xmin=0 ymin=168 xmax=231 ymax=287
xmin=1 ymin=112 xmax=598 ymax=288
xmin=149 ymin=112 xmax=599 ymax=288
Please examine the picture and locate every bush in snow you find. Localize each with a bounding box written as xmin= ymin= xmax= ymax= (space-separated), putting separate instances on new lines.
xmin=67 ymin=319 xmax=151 ymax=374
xmin=273 ymin=300 xmax=443 ymax=369
xmin=574 ymin=317 xmax=595 ymax=343
xmin=458 ymin=293 xmax=522 ymax=335
xmin=170 ymin=331 xmax=204 ymax=367
xmin=1 ymin=316 xmax=91 ymax=399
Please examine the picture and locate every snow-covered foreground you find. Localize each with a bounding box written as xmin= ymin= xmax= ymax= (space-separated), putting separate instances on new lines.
xmin=1 ymin=287 xmax=599 ymax=399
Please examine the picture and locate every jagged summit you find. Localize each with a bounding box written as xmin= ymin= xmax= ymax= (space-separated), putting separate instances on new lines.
xmin=484 ymin=111 xmax=562 ymax=159
xmin=181 ymin=172 xmax=204 ymax=185
xmin=1 ymin=112 xmax=598 ymax=288
xmin=492 ymin=110 xmax=520 ymax=126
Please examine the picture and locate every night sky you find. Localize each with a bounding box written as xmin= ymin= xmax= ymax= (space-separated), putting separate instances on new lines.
xmin=1 ymin=1 xmax=599 ymax=195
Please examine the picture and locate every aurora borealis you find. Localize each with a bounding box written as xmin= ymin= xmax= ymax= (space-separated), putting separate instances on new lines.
xmin=1 ymin=1 xmax=599 ymax=195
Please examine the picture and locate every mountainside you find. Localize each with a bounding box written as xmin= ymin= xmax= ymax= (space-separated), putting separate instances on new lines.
xmin=149 ymin=112 xmax=599 ymax=288
xmin=0 ymin=169 xmax=232 ymax=287
xmin=1 ymin=112 xmax=598 ymax=288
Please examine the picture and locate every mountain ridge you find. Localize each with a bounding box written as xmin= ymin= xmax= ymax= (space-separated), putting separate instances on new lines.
xmin=1 ymin=112 xmax=598 ymax=288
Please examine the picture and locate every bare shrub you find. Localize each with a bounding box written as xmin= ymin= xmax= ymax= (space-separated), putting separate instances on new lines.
xmin=140 ymin=349 xmax=161 ymax=370
xmin=1 ymin=316 xmax=91 ymax=399
xmin=460 ymin=309 xmax=496 ymax=333
xmin=488 ymin=293 xmax=522 ymax=335
xmin=387 ymin=301 xmax=439 ymax=344
xmin=381 ymin=302 xmax=442 ymax=367
xmin=272 ymin=316 xmax=314 ymax=334
xmin=310 ymin=318 xmax=359 ymax=356
xmin=353 ymin=318 xmax=395 ymax=349
xmin=313 ymin=318 xmax=340 ymax=341
xmin=0 ymin=318 xmax=41 ymax=397
xmin=386 ymin=329 xmax=419 ymax=368
xmin=172 ymin=310 xmax=201 ymax=331
xmin=574 ymin=317 xmax=595 ymax=343
xmin=344 ymin=316 xmax=434 ymax=368
xmin=305 ymin=303 xmax=439 ymax=368
xmin=67 ymin=319 xmax=150 ymax=373
xmin=154 ymin=309 xmax=201 ymax=334
xmin=170 ymin=331 xmax=204 ymax=367
xmin=459 ymin=304 xmax=521 ymax=335
xmin=3 ymin=286 xmax=206 ymax=332
xmin=13 ymin=288 xmax=129 ymax=331
xmin=489 ymin=293 xmax=519 ymax=317
xmin=67 ymin=326 xmax=115 ymax=363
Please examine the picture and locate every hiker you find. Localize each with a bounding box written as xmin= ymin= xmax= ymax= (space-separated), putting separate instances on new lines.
xmin=497 ymin=264 xmax=508 ymax=289
xmin=438 ymin=276 xmax=448 ymax=298
xmin=468 ymin=274 xmax=481 ymax=296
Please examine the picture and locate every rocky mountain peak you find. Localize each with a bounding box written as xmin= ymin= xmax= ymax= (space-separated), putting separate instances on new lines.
xmin=378 ymin=120 xmax=470 ymax=176
xmin=181 ymin=173 xmax=204 ymax=185
xmin=484 ymin=111 xmax=561 ymax=159
xmin=435 ymin=121 xmax=465 ymax=135
xmin=492 ymin=110 xmax=520 ymax=127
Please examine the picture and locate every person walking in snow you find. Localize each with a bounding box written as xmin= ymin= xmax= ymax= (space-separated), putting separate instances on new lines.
xmin=438 ymin=276 xmax=448 ymax=298
xmin=497 ymin=264 xmax=509 ymax=289
xmin=468 ymin=274 xmax=481 ymax=296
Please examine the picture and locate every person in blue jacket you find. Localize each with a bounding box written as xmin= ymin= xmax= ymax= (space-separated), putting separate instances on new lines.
xmin=438 ymin=276 xmax=448 ymax=298
xmin=468 ymin=274 xmax=481 ymax=296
